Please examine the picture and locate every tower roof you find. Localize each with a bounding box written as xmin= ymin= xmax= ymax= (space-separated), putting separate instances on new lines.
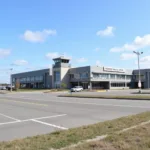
xmin=53 ymin=56 xmax=70 ymax=61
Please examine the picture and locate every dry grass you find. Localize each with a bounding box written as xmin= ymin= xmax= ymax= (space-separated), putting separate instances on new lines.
xmin=65 ymin=122 xmax=150 ymax=150
xmin=0 ymin=112 xmax=150 ymax=150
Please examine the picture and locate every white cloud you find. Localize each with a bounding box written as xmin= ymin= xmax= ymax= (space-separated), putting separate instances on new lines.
xmin=12 ymin=60 xmax=28 ymax=66
xmin=97 ymin=26 xmax=115 ymax=37
xmin=94 ymin=48 xmax=100 ymax=52
xmin=47 ymin=64 xmax=52 ymax=68
xmin=137 ymin=56 xmax=150 ymax=65
xmin=140 ymin=56 xmax=150 ymax=63
xmin=120 ymin=53 xmax=136 ymax=60
xmin=133 ymin=55 xmax=150 ymax=68
xmin=0 ymin=49 xmax=11 ymax=58
xmin=46 ymin=52 xmax=59 ymax=59
xmin=110 ymin=34 xmax=150 ymax=52
xmin=22 ymin=29 xmax=56 ymax=43
xmin=25 ymin=67 xmax=35 ymax=70
xmin=96 ymin=60 xmax=102 ymax=66
xmin=46 ymin=52 xmax=72 ymax=60
xmin=76 ymin=57 xmax=88 ymax=63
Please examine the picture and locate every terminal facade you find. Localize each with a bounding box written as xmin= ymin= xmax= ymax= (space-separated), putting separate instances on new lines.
xmin=11 ymin=56 xmax=149 ymax=89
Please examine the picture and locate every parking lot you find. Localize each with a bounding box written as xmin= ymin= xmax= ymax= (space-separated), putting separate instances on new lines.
xmin=0 ymin=91 xmax=150 ymax=141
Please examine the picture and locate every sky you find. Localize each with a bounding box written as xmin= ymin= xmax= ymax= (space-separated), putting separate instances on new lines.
xmin=1 ymin=0 xmax=150 ymax=83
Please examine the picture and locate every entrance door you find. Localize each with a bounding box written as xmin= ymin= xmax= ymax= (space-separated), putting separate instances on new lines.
xmin=82 ymin=82 xmax=88 ymax=89
xmin=92 ymin=82 xmax=109 ymax=89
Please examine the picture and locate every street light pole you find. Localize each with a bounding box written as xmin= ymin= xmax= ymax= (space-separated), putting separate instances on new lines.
xmin=133 ymin=51 xmax=143 ymax=93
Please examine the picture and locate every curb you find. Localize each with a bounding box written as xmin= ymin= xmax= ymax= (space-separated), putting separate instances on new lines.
xmin=58 ymin=95 xmax=150 ymax=101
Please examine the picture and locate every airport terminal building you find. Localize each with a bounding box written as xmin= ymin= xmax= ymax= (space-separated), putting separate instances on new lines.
xmin=11 ymin=56 xmax=149 ymax=90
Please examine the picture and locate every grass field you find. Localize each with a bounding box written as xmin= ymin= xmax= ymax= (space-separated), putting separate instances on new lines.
xmin=0 ymin=111 xmax=150 ymax=150
xmin=65 ymin=122 xmax=150 ymax=150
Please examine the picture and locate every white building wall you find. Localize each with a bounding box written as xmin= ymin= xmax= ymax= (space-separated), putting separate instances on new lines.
xmin=60 ymin=67 xmax=70 ymax=88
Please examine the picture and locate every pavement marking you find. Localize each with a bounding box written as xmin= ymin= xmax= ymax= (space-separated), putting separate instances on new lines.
xmin=2 ymin=95 xmax=150 ymax=109
xmin=0 ymin=113 xmax=20 ymax=121
xmin=31 ymin=119 xmax=68 ymax=130
xmin=0 ymin=114 xmax=67 ymax=127
xmin=0 ymin=99 xmax=48 ymax=107
xmin=20 ymin=114 xmax=67 ymax=122
xmin=0 ymin=120 xmax=21 ymax=126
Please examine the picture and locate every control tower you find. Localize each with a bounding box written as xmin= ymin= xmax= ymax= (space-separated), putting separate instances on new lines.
xmin=52 ymin=56 xmax=71 ymax=88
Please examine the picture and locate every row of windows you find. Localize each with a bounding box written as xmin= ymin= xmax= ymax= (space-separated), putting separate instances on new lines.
xmin=111 ymin=82 xmax=130 ymax=87
xmin=69 ymin=73 xmax=132 ymax=80
xmin=54 ymin=59 xmax=69 ymax=63
xmin=93 ymin=73 xmax=132 ymax=80
xmin=93 ymin=73 xmax=109 ymax=79
xmin=70 ymin=72 xmax=89 ymax=79
xmin=12 ymin=76 xmax=44 ymax=82
xmin=133 ymin=75 xmax=145 ymax=80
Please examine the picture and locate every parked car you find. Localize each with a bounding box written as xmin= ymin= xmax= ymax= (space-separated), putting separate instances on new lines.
xmin=0 ymin=86 xmax=6 ymax=90
xmin=6 ymin=85 xmax=15 ymax=91
xmin=71 ymin=86 xmax=83 ymax=92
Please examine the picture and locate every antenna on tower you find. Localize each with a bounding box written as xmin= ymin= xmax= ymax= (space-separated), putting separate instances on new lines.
xmin=60 ymin=53 xmax=65 ymax=58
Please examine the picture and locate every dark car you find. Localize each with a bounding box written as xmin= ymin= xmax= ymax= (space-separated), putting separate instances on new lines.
xmin=6 ymin=85 xmax=15 ymax=91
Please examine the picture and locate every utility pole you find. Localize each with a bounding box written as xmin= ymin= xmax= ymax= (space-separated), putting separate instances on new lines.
xmin=133 ymin=51 xmax=143 ymax=93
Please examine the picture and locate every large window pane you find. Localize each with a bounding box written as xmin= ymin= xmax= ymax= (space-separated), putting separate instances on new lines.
xmin=80 ymin=72 xmax=89 ymax=79
xmin=110 ymin=74 xmax=115 ymax=79
xmin=54 ymin=71 xmax=60 ymax=82
xmin=126 ymin=75 xmax=132 ymax=80
xmin=27 ymin=77 xmax=30 ymax=82
xmin=116 ymin=75 xmax=125 ymax=80
xmin=31 ymin=77 xmax=34 ymax=81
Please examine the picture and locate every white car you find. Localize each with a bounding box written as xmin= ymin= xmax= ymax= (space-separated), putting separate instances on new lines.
xmin=71 ymin=86 xmax=83 ymax=92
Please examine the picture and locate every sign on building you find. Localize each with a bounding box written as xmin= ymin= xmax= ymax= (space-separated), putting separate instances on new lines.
xmin=103 ymin=67 xmax=125 ymax=73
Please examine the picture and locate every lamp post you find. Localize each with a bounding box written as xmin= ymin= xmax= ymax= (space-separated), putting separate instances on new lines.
xmin=133 ymin=51 xmax=143 ymax=93
xmin=10 ymin=68 xmax=13 ymax=92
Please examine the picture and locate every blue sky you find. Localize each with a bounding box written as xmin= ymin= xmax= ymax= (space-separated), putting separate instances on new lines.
xmin=1 ymin=0 xmax=150 ymax=83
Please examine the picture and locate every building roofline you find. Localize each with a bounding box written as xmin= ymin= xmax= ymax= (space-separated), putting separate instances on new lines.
xmin=12 ymin=68 xmax=50 ymax=76
xmin=69 ymin=65 xmax=90 ymax=69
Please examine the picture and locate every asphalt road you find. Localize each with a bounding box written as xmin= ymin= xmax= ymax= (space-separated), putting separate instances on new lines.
xmin=0 ymin=91 xmax=150 ymax=142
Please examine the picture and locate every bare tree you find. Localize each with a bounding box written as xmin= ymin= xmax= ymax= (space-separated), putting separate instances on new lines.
xmin=15 ymin=79 xmax=20 ymax=90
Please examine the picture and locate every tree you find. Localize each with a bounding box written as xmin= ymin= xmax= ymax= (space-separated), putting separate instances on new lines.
xmin=61 ymin=82 xmax=67 ymax=89
xmin=15 ymin=79 xmax=20 ymax=90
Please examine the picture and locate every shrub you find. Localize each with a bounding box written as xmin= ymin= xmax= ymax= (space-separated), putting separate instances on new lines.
xmin=61 ymin=83 xmax=67 ymax=89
